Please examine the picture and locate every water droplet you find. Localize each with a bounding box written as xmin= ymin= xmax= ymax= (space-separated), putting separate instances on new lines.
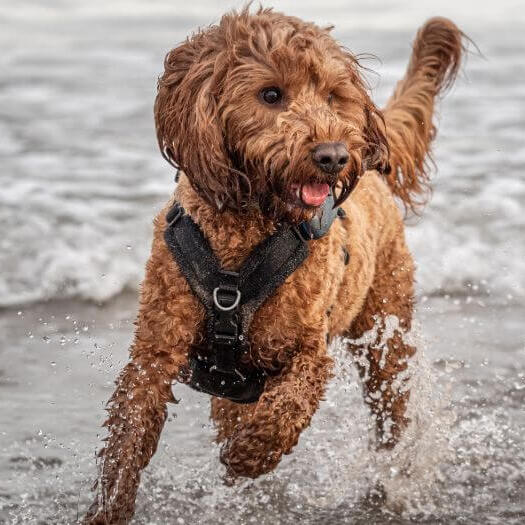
xmin=43 ymin=336 xmax=51 ymax=344
xmin=50 ymin=361 xmax=56 ymax=367
xmin=126 ymin=245 xmax=132 ymax=250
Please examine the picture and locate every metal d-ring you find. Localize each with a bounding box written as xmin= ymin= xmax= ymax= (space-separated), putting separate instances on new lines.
xmin=213 ymin=287 xmax=241 ymax=311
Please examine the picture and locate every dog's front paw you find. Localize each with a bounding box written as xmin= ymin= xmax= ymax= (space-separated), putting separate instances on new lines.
xmin=219 ymin=427 xmax=282 ymax=479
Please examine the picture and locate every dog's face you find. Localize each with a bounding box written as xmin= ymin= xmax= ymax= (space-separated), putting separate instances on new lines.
xmin=155 ymin=8 xmax=388 ymax=222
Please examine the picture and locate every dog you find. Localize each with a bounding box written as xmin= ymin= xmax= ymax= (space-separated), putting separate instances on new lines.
xmin=84 ymin=7 xmax=463 ymax=523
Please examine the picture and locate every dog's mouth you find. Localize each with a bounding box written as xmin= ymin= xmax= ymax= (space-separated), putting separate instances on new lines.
xmin=288 ymin=182 xmax=331 ymax=208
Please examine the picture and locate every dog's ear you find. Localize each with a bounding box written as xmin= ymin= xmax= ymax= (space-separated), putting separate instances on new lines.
xmin=362 ymin=104 xmax=390 ymax=174
xmin=155 ymin=34 xmax=240 ymax=208
xmin=340 ymin=52 xmax=390 ymax=175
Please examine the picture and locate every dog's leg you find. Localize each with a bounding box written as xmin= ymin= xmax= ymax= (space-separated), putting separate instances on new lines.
xmin=83 ymin=350 xmax=181 ymax=524
xmin=210 ymin=398 xmax=256 ymax=444
xmin=346 ymin=233 xmax=416 ymax=448
xmin=219 ymin=330 xmax=332 ymax=478
xmin=84 ymin=239 xmax=194 ymax=524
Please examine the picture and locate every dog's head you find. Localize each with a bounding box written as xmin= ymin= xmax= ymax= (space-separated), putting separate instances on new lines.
xmin=155 ymin=7 xmax=388 ymax=222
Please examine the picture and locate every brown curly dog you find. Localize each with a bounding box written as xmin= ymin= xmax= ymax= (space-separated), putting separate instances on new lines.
xmin=84 ymin=7 xmax=464 ymax=524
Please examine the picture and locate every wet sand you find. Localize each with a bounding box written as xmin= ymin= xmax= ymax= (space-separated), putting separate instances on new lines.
xmin=1 ymin=294 xmax=524 ymax=523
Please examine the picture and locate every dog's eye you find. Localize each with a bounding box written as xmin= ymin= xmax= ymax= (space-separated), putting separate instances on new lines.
xmin=260 ymin=87 xmax=282 ymax=105
xmin=327 ymin=92 xmax=334 ymax=104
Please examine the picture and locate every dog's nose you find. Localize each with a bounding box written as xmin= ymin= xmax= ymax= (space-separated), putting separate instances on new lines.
xmin=311 ymin=142 xmax=349 ymax=174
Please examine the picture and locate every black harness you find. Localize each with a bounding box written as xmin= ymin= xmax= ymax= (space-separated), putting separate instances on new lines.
xmin=164 ymin=195 xmax=343 ymax=404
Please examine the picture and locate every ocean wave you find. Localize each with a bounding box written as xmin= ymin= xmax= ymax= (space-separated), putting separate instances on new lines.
xmin=2 ymin=166 xmax=523 ymax=308
xmin=1 ymin=0 xmax=523 ymax=308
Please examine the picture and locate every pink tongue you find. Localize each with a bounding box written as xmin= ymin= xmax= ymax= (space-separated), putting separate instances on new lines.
xmin=301 ymin=183 xmax=330 ymax=206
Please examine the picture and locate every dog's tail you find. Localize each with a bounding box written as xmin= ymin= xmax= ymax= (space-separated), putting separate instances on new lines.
xmin=382 ymin=17 xmax=465 ymax=212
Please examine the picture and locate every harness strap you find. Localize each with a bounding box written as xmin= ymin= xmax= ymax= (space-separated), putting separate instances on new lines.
xmin=164 ymin=205 xmax=222 ymax=309
xmin=237 ymin=225 xmax=308 ymax=332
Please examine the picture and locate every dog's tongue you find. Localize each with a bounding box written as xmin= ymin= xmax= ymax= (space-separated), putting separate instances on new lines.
xmin=301 ymin=183 xmax=330 ymax=206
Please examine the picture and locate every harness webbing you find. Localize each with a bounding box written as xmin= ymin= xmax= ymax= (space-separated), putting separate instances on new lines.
xmin=164 ymin=196 xmax=341 ymax=403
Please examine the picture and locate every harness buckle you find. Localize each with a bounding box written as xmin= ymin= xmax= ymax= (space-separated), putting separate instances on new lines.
xmin=213 ymin=327 xmax=238 ymax=346
xmin=212 ymin=320 xmax=239 ymax=372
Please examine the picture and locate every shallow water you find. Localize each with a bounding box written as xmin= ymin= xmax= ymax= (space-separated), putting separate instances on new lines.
xmin=1 ymin=0 xmax=524 ymax=524
xmin=1 ymin=296 xmax=524 ymax=523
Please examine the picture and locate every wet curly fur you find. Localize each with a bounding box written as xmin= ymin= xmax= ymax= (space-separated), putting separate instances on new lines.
xmin=85 ymin=8 xmax=464 ymax=524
